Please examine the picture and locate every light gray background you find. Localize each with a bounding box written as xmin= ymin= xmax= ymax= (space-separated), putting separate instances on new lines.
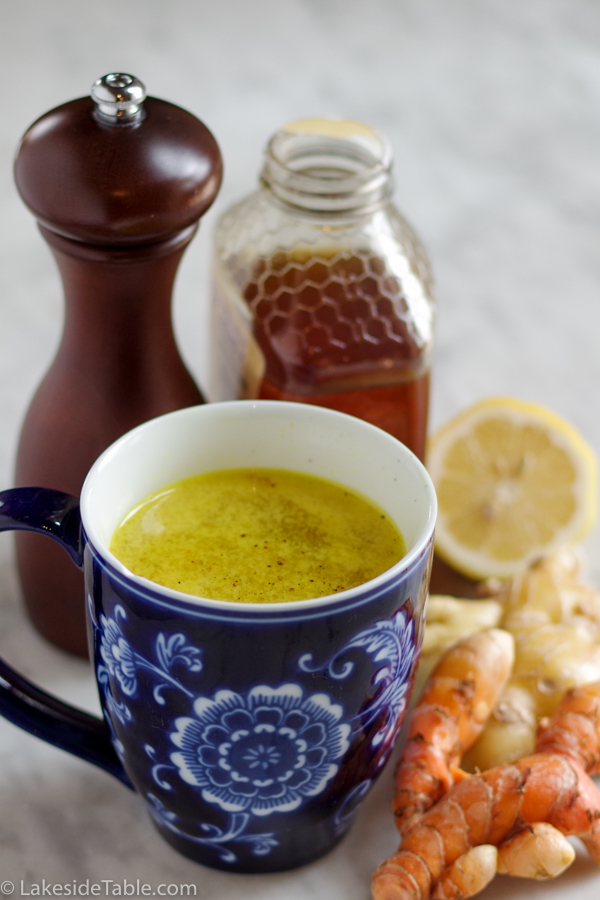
xmin=1 ymin=2 xmax=599 ymax=898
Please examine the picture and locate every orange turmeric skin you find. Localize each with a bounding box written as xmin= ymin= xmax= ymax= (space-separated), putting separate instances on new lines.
xmin=535 ymin=681 xmax=600 ymax=773
xmin=373 ymin=681 xmax=600 ymax=900
xmin=393 ymin=629 xmax=514 ymax=834
xmin=373 ymin=754 xmax=600 ymax=900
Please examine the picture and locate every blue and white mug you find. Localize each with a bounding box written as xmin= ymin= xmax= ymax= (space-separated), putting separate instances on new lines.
xmin=0 ymin=401 xmax=436 ymax=873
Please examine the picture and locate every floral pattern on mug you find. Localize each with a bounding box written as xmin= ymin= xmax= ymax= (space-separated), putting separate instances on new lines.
xmin=99 ymin=613 xmax=138 ymax=696
xmin=170 ymin=684 xmax=350 ymax=816
xmin=298 ymin=605 xmax=417 ymax=753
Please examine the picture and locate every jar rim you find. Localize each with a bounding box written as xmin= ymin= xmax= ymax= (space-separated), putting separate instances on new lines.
xmin=261 ymin=118 xmax=394 ymax=215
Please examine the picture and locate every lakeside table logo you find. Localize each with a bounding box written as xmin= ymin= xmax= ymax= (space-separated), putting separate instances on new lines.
xmin=5 ymin=882 xmax=197 ymax=897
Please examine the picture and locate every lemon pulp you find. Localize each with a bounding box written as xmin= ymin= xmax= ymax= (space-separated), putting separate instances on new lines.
xmin=427 ymin=397 xmax=597 ymax=579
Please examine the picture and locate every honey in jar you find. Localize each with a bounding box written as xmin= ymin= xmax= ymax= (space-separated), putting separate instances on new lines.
xmin=210 ymin=119 xmax=434 ymax=460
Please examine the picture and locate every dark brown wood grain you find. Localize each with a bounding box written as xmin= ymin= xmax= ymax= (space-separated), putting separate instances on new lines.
xmin=13 ymin=91 xmax=222 ymax=656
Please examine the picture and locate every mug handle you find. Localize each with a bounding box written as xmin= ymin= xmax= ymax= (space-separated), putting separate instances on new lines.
xmin=0 ymin=487 xmax=133 ymax=788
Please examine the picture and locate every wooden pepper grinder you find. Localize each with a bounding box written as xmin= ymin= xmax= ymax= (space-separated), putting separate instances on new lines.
xmin=13 ymin=73 xmax=223 ymax=657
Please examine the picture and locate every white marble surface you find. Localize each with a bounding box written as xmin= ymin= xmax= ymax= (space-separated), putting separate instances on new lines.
xmin=1 ymin=1 xmax=600 ymax=898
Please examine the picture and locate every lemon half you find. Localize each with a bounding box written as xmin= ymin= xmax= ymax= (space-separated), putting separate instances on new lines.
xmin=427 ymin=397 xmax=598 ymax=580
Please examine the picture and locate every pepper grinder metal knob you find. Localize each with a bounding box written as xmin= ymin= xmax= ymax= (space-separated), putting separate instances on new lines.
xmin=14 ymin=74 xmax=223 ymax=657
xmin=91 ymin=73 xmax=146 ymax=120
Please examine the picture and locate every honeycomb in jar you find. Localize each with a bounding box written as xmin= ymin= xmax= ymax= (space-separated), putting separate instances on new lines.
xmin=242 ymin=246 xmax=431 ymax=378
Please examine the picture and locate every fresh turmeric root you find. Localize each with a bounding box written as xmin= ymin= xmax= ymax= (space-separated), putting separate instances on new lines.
xmin=373 ymin=752 xmax=600 ymax=899
xmin=535 ymin=679 xmax=600 ymax=772
xmin=431 ymin=845 xmax=498 ymax=900
xmin=373 ymin=680 xmax=600 ymax=900
xmin=496 ymin=822 xmax=575 ymax=879
xmin=393 ymin=628 xmax=515 ymax=834
xmin=430 ymin=821 xmax=576 ymax=899
xmin=430 ymin=821 xmax=575 ymax=898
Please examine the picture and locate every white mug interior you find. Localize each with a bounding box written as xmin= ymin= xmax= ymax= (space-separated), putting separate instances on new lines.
xmin=81 ymin=401 xmax=437 ymax=608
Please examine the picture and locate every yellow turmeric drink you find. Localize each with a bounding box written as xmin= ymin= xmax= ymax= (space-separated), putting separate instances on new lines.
xmin=110 ymin=468 xmax=405 ymax=603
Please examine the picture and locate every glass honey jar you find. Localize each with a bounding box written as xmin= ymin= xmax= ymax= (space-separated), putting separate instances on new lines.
xmin=209 ymin=118 xmax=434 ymax=460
